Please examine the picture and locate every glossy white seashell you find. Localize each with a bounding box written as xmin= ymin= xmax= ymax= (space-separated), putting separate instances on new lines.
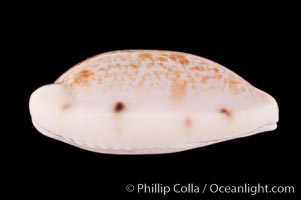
xmin=29 ymin=50 xmax=278 ymax=154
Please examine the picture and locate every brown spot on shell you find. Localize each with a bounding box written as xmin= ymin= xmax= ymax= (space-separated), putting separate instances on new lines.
xmin=157 ymin=55 xmax=168 ymax=63
xmin=139 ymin=53 xmax=154 ymax=61
xmin=61 ymin=103 xmax=71 ymax=111
xmin=169 ymin=54 xmax=178 ymax=62
xmin=208 ymin=67 xmax=219 ymax=73
xmin=184 ymin=117 xmax=193 ymax=134
xmin=190 ymin=66 xmax=204 ymax=71
xmin=229 ymin=79 xmax=240 ymax=88
xmin=114 ymin=102 xmax=125 ymax=112
xmin=168 ymin=54 xmax=190 ymax=65
xmin=170 ymin=80 xmax=187 ymax=100
xmin=178 ymin=55 xmax=190 ymax=65
xmin=228 ymin=75 xmax=243 ymax=94
xmin=72 ymin=69 xmax=94 ymax=87
xmin=130 ymin=64 xmax=138 ymax=69
xmin=185 ymin=117 xmax=192 ymax=128
xmin=201 ymin=75 xmax=211 ymax=83
xmin=220 ymin=108 xmax=232 ymax=117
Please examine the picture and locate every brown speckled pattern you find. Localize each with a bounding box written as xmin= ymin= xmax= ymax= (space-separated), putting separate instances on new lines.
xmin=56 ymin=50 xmax=262 ymax=101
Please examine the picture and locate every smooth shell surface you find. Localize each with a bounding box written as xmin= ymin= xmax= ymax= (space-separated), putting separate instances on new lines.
xmin=29 ymin=50 xmax=279 ymax=154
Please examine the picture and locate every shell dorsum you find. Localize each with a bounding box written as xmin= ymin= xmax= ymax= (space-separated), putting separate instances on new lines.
xmin=29 ymin=50 xmax=279 ymax=154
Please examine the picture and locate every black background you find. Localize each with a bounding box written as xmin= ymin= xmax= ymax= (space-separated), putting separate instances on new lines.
xmin=7 ymin=4 xmax=299 ymax=199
